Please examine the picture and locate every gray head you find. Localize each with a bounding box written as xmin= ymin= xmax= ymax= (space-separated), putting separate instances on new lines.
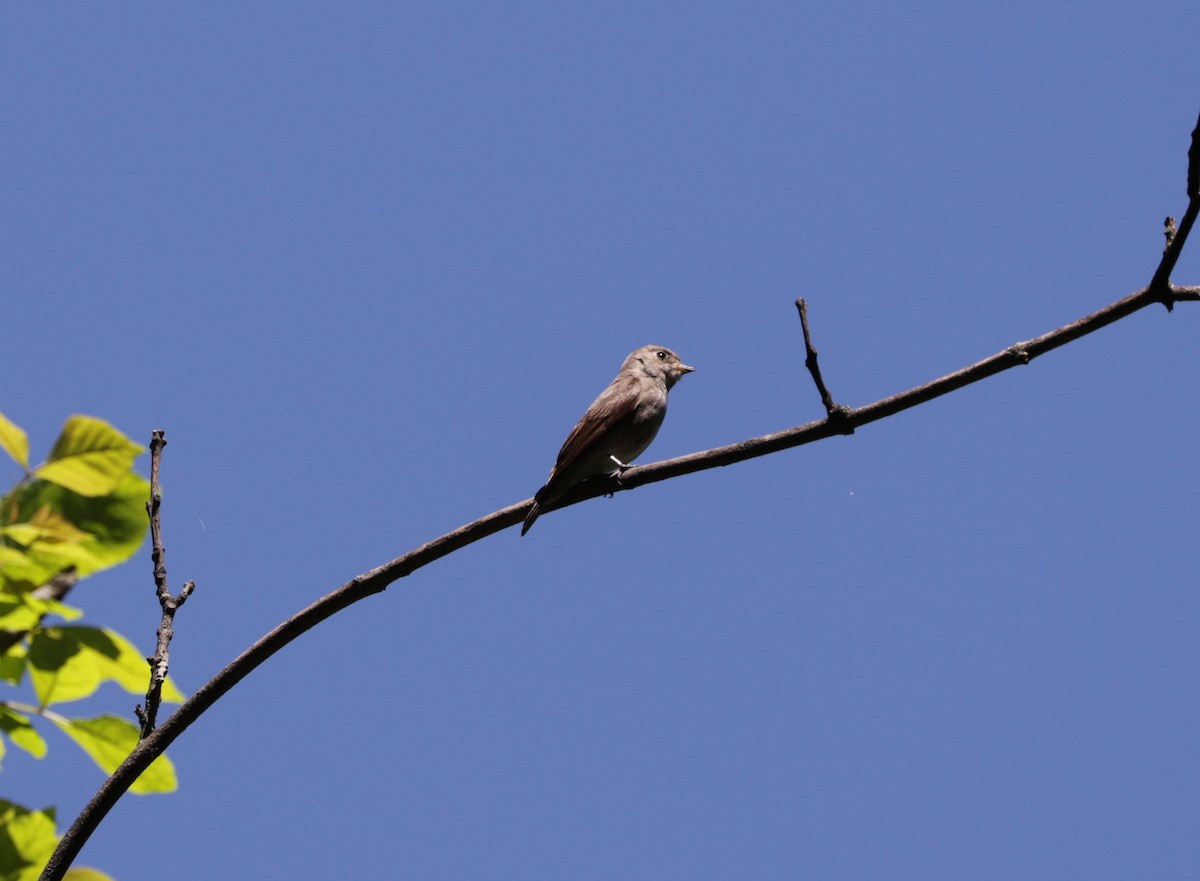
xmin=621 ymin=345 xmax=694 ymax=390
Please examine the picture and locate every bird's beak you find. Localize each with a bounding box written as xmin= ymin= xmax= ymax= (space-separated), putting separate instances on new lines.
xmin=679 ymin=363 xmax=695 ymax=374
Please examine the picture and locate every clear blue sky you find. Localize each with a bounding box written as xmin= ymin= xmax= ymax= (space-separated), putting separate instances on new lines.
xmin=4 ymin=4 xmax=1198 ymax=879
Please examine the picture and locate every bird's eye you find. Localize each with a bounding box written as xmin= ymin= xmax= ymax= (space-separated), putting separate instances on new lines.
xmin=656 ymin=350 xmax=667 ymax=360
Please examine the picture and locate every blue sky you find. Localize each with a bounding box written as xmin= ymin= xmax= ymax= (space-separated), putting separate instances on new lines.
xmin=4 ymin=3 xmax=1199 ymax=879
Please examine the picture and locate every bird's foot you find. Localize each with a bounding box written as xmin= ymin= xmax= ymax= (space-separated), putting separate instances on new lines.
xmin=608 ymin=454 xmax=632 ymax=478
xmin=605 ymin=455 xmax=632 ymax=495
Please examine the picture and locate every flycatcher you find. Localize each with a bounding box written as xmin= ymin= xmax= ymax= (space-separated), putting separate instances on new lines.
xmin=522 ymin=345 xmax=693 ymax=535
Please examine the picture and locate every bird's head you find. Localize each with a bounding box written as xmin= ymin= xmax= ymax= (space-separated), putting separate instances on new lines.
xmin=625 ymin=345 xmax=694 ymax=389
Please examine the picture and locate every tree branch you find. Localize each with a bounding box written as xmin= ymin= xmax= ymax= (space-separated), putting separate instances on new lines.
xmin=795 ymin=298 xmax=852 ymax=429
xmin=136 ymin=430 xmax=194 ymax=739
xmin=39 ymin=108 xmax=1200 ymax=881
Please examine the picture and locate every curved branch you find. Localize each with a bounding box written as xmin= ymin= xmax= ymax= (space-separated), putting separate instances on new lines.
xmin=42 ymin=279 xmax=1199 ymax=881
xmin=40 ymin=110 xmax=1200 ymax=881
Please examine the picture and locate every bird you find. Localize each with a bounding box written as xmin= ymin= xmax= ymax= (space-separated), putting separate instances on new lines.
xmin=522 ymin=345 xmax=694 ymax=535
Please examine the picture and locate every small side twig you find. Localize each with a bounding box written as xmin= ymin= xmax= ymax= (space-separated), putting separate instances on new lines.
xmin=1149 ymin=111 xmax=1200 ymax=311
xmin=136 ymin=430 xmax=194 ymax=740
xmin=1188 ymin=110 xmax=1200 ymax=201
xmin=795 ymin=298 xmax=852 ymax=432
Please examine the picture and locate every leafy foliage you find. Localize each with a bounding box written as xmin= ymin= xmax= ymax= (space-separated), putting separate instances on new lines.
xmin=0 ymin=413 xmax=184 ymax=880
xmin=0 ymin=799 xmax=117 ymax=881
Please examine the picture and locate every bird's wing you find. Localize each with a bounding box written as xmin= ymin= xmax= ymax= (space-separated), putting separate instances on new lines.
xmin=550 ymin=378 xmax=641 ymax=478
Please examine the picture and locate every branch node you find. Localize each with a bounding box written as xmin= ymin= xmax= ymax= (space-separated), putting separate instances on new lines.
xmin=1006 ymin=345 xmax=1031 ymax=365
xmin=826 ymin=405 xmax=855 ymax=435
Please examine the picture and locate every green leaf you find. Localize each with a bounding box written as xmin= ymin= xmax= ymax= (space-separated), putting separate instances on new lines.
xmin=0 ymin=556 xmax=62 ymax=597
xmin=0 ymin=800 xmax=59 ymax=881
xmin=0 ymin=547 xmax=31 ymax=572
xmin=24 ymin=597 xmax=82 ymax=624
xmin=34 ymin=416 xmax=144 ymax=498
xmin=0 ymin=591 xmax=83 ymax=661
xmin=0 ymin=649 xmax=26 ymax=685
xmin=28 ymin=626 xmax=183 ymax=708
xmin=0 ymin=413 xmax=29 ymax=471
xmin=10 ymin=472 xmax=149 ymax=578
xmin=65 ymin=868 xmax=118 ymax=881
xmin=0 ymin=590 xmax=82 ymax=681
xmin=0 ymin=598 xmax=41 ymax=637
xmin=29 ymin=627 xmax=129 ymax=706
xmin=51 ymin=715 xmax=177 ymax=794
xmin=2 ymin=510 xmax=92 ymax=548
xmin=27 ymin=627 xmax=90 ymax=706
xmin=0 ymin=707 xmax=46 ymax=760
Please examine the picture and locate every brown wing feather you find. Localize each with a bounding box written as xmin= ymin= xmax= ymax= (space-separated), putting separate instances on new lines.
xmin=550 ymin=376 xmax=640 ymax=478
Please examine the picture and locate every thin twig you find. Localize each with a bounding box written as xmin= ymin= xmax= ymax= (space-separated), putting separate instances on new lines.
xmin=1148 ymin=112 xmax=1200 ymax=309
xmin=795 ymin=298 xmax=852 ymax=430
xmin=136 ymin=430 xmax=193 ymax=739
xmin=1189 ymin=111 xmax=1200 ymax=200
xmin=39 ymin=108 xmax=1200 ymax=881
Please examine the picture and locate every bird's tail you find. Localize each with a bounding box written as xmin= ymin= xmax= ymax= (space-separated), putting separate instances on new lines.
xmin=520 ymin=501 xmax=541 ymax=536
